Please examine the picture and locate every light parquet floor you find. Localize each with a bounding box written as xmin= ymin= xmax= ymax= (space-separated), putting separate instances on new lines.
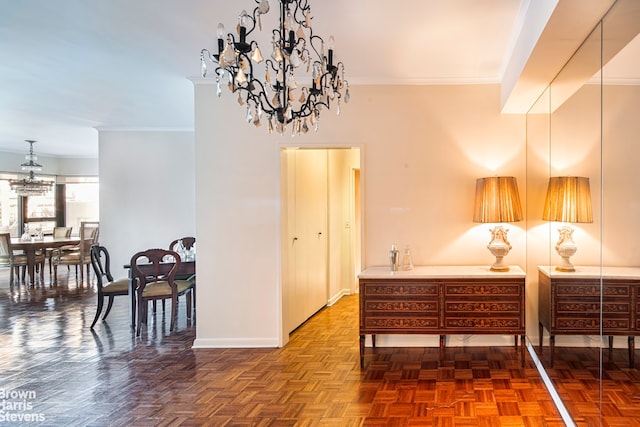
xmin=1 ymin=268 xmax=637 ymax=426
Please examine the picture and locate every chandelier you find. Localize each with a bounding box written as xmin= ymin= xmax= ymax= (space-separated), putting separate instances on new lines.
xmin=200 ymin=0 xmax=349 ymax=135
xmin=9 ymin=140 xmax=55 ymax=197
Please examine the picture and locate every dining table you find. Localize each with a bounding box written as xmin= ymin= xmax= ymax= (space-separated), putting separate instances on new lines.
xmin=11 ymin=236 xmax=81 ymax=285
xmin=125 ymin=259 xmax=195 ymax=330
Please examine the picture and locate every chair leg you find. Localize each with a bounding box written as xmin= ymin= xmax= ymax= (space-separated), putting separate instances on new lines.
xmin=136 ymin=299 xmax=145 ymax=336
xmin=186 ymin=292 xmax=192 ymax=319
xmin=90 ymin=296 xmax=104 ymax=329
xmin=102 ymin=296 xmax=115 ymax=320
xmin=170 ymin=297 xmax=177 ymax=331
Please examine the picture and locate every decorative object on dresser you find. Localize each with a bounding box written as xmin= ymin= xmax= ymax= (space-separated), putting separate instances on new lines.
xmin=538 ymin=266 xmax=640 ymax=368
xmin=473 ymin=176 xmax=523 ymax=271
xmin=542 ymin=176 xmax=593 ymax=272
xmin=358 ymin=266 xmax=526 ymax=368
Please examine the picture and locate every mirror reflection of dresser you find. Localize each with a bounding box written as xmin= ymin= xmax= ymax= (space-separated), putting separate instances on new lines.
xmin=538 ymin=266 xmax=640 ymax=368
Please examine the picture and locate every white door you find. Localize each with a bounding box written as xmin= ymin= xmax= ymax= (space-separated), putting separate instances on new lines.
xmin=285 ymin=149 xmax=328 ymax=331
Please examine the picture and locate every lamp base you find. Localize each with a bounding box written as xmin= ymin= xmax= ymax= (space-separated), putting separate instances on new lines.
xmin=490 ymin=260 xmax=510 ymax=272
xmin=555 ymin=256 xmax=576 ymax=272
xmin=555 ymin=225 xmax=577 ymax=272
xmin=487 ymin=226 xmax=512 ymax=273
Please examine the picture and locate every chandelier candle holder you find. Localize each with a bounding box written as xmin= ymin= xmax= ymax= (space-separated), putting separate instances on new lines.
xmin=9 ymin=140 xmax=54 ymax=197
xmin=200 ymin=0 xmax=349 ymax=136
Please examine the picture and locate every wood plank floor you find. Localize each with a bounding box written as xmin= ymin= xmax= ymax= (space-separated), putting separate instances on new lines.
xmin=1 ymin=268 xmax=638 ymax=426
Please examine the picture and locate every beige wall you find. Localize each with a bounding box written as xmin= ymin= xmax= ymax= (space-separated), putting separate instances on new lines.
xmin=193 ymin=82 xmax=527 ymax=348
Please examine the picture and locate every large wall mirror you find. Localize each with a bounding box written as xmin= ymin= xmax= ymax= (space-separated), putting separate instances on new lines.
xmin=527 ymin=0 xmax=640 ymax=424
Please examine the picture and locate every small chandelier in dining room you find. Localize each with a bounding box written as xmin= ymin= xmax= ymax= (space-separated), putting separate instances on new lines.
xmin=200 ymin=0 xmax=349 ymax=136
xmin=9 ymin=140 xmax=55 ymax=197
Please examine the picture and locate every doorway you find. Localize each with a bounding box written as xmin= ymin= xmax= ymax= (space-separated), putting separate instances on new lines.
xmin=281 ymin=147 xmax=361 ymax=335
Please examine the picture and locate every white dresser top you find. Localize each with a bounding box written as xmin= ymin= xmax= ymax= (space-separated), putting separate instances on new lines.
xmin=359 ymin=265 xmax=525 ymax=279
xmin=538 ymin=265 xmax=640 ymax=279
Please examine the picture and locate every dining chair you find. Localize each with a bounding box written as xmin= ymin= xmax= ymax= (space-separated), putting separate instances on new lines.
xmin=52 ymin=221 xmax=99 ymax=285
xmin=168 ymin=236 xmax=196 ymax=315
xmin=47 ymin=226 xmax=73 ymax=276
xmin=130 ymin=248 xmax=195 ymax=336
xmin=89 ymin=245 xmax=130 ymax=328
xmin=0 ymin=233 xmax=45 ymax=286
xmin=169 ymin=236 xmax=196 ymax=276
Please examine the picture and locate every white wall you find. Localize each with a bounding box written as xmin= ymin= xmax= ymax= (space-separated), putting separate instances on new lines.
xmin=98 ymin=130 xmax=195 ymax=279
xmin=192 ymin=82 xmax=526 ymax=348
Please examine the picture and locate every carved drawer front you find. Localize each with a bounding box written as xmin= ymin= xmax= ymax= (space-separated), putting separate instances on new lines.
xmin=554 ymin=282 xmax=633 ymax=333
xmin=360 ymin=281 xmax=440 ymax=333
xmin=442 ymin=280 xmax=523 ymax=332
xmin=362 ymin=281 xmax=439 ymax=297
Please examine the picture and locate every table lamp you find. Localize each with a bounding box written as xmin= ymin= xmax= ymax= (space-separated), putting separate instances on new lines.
xmin=542 ymin=176 xmax=593 ymax=272
xmin=473 ymin=176 xmax=523 ymax=271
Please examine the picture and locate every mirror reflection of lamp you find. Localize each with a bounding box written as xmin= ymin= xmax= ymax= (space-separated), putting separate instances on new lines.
xmin=473 ymin=176 xmax=523 ymax=272
xmin=542 ymin=176 xmax=593 ymax=272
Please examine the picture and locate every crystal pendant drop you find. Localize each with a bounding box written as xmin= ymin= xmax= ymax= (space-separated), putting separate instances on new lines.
xmin=302 ymin=119 xmax=309 ymax=134
xmin=222 ymin=43 xmax=236 ymax=66
xmin=336 ymin=100 xmax=341 ymax=116
xmin=253 ymin=112 xmax=261 ymax=127
xmin=246 ymin=105 xmax=253 ymax=123
xmin=268 ymin=115 xmax=274 ymax=134
xmin=305 ymin=10 xmax=311 ymax=28
xmin=258 ymin=0 xmax=270 ymax=14
xmin=289 ymin=73 xmax=297 ymax=89
xmin=296 ymin=24 xmax=305 ymax=40
xmin=216 ymin=77 xmax=222 ymax=97
xmin=290 ymin=51 xmax=301 ymax=68
xmin=251 ymin=46 xmax=264 ymax=63
xmin=235 ymin=68 xmax=248 ymax=85
xmin=265 ymin=68 xmax=271 ymax=83
xmin=201 ymin=57 xmax=208 ymax=77
xmin=272 ymin=47 xmax=284 ymax=63
xmin=237 ymin=93 xmax=244 ymax=106
xmin=345 ymin=85 xmax=350 ymax=103
xmin=299 ymin=92 xmax=305 ymax=103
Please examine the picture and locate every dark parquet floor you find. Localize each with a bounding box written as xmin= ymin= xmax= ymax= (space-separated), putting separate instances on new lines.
xmin=1 ymin=267 xmax=639 ymax=426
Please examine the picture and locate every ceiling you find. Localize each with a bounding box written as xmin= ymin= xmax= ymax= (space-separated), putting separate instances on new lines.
xmin=0 ymin=0 xmax=636 ymax=158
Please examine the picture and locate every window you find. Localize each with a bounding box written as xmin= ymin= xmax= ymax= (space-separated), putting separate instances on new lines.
xmin=0 ymin=177 xmax=98 ymax=237
xmin=65 ymin=182 xmax=99 ymax=236
xmin=0 ymin=179 xmax=19 ymax=237
xmin=25 ymin=189 xmax=56 ymax=235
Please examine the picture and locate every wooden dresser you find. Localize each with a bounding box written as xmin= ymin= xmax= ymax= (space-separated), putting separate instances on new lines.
xmin=538 ymin=266 xmax=640 ymax=367
xmin=358 ymin=266 xmax=526 ymax=368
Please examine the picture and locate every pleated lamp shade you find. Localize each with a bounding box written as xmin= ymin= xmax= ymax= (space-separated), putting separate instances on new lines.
xmin=473 ymin=176 xmax=523 ymax=224
xmin=542 ymin=176 xmax=593 ymax=223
